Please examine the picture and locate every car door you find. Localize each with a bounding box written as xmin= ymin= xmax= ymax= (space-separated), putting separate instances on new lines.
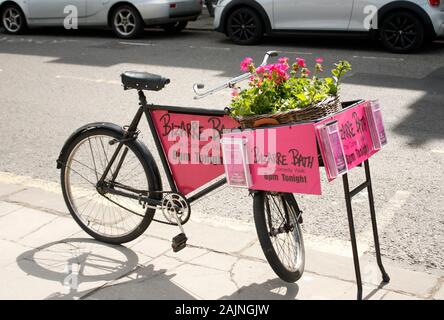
xmin=273 ymin=0 xmax=354 ymax=31
xmin=28 ymin=0 xmax=86 ymax=24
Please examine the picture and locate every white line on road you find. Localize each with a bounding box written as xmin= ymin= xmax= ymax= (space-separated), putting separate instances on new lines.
xmin=277 ymin=50 xmax=313 ymax=55
xmin=55 ymin=75 xmax=120 ymax=85
xmin=353 ymin=55 xmax=404 ymax=62
xmin=119 ymin=41 xmax=155 ymax=47
xmin=431 ymin=149 xmax=444 ymax=154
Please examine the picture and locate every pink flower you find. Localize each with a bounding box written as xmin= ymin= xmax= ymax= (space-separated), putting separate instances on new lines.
xmin=256 ymin=66 xmax=265 ymax=74
xmin=240 ymin=57 xmax=253 ymax=72
xmin=278 ymin=57 xmax=289 ymax=64
xmin=296 ymin=58 xmax=306 ymax=68
xmin=315 ymin=57 xmax=324 ymax=64
xmin=231 ymin=88 xmax=239 ymax=97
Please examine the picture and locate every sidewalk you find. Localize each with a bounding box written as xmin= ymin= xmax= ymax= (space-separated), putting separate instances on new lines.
xmin=0 ymin=174 xmax=442 ymax=300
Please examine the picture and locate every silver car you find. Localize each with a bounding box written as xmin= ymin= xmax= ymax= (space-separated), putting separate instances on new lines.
xmin=0 ymin=0 xmax=202 ymax=38
xmin=214 ymin=0 xmax=444 ymax=52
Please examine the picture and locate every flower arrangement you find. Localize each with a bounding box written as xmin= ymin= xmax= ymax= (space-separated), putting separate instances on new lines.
xmin=230 ymin=56 xmax=352 ymax=120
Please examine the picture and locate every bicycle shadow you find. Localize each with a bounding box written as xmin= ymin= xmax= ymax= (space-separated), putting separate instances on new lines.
xmin=16 ymin=237 xmax=192 ymax=300
xmin=221 ymin=278 xmax=299 ymax=300
xmin=15 ymin=237 xmax=301 ymax=300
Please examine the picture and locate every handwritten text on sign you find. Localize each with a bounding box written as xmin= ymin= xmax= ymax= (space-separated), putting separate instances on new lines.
xmin=222 ymin=123 xmax=321 ymax=195
xmin=316 ymin=101 xmax=378 ymax=180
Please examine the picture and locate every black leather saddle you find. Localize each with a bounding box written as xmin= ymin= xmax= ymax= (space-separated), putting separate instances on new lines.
xmin=121 ymin=71 xmax=170 ymax=91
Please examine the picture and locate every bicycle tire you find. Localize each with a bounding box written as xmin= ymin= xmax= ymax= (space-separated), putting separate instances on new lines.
xmin=60 ymin=126 xmax=160 ymax=244
xmin=253 ymin=191 xmax=305 ymax=282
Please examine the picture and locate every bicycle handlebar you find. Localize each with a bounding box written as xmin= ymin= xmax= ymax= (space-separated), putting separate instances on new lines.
xmin=193 ymin=51 xmax=279 ymax=100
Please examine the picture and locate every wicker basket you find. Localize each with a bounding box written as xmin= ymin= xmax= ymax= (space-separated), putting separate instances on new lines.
xmin=236 ymin=95 xmax=341 ymax=129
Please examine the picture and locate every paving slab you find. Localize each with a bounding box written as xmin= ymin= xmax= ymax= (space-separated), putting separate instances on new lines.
xmin=0 ymin=239 xmax=31 ymax=268
xmin=16 ymin=216 xmax=82 ymax=248
xmin=0 ymin=200 xmax=23 ymax=217
xmin=146 ymin=219 xmax=257 ymax=254
xmin=0 ymin=207 xmax=58 ymax=241
xmin=6 ymin=187 xmax=68 ymax=215
xmin=4 ymin=238 xmax=142 ymax=300
xmin=0 ymin=182 xmax=26 ymax=198
xmin=85 ymin=255 xmax=192 ymax=300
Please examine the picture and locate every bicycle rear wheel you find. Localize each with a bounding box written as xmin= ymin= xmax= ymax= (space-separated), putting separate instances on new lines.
xmin=253 ymin=192 xmax=305 ymax=282
xmin=60 ymin=127 xmax=158 ymax=244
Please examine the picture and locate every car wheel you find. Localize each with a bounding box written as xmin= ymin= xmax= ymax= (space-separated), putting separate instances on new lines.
xmin=380 ymin=11 xmax=425 ymax=53
xmin=162 ymin=21 xmax=188 ymax=34
xmin=226 ymin=7 xmax=263 ymax=45
xmin=111 ymin=5 xmax=144 ymax=39
xmin=1 ymin=4 xmax=27 ymax=35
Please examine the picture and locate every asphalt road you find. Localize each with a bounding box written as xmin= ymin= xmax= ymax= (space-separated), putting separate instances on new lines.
xmin=0 ymin=28 xmax=443 ymax=274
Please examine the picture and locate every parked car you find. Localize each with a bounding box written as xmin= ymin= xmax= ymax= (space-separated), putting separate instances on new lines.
xmin=0 ymin=0 xmax=202 ymax=39
xmin=214 ymin=0 xmax=444 ymax=53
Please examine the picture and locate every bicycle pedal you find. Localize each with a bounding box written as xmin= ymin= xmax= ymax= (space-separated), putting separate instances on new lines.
xmin=172 ymin=233 xmax=187 ymax=252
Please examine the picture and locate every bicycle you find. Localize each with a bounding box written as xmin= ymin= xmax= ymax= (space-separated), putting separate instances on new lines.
xmin=56 ymin=51 xmax=305 ymax=283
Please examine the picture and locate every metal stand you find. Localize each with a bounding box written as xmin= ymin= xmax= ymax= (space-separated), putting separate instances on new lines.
xmin=342 ymin=159 xmax=390 ymax=300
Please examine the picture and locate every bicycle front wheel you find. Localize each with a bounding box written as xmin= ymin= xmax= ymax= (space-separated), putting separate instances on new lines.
xmin=253 ymin=192 xmax=305 ymax=282
xmin=60 ymin=127 xmax=158 ymax=244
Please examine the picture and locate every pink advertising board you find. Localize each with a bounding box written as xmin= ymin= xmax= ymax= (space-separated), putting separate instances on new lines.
xmin=315 ymin=101 xmax=379 ymax=180
xmin=150 ymin=109 xmax=239 ymax=195
xmin=222 ymin=123 xmax=321 ymax=195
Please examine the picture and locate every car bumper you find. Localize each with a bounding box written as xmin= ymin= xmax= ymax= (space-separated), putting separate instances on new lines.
xmin=213 ymin=4 xmax=225 ymax=32
xmin=423 ymin=5 xmax=444 ymax=37
xmin=169 ymin=1 xmax=202 ymax=18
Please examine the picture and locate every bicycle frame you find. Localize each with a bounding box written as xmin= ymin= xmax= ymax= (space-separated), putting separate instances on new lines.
xmin=99 ymin=51 xmax=279 ymax=209
xmin=99 ymin=90 xmax=240 ymax=208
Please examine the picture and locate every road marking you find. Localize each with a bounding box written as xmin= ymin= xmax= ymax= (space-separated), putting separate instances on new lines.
xmin=277 ymin=50 xmax=313 ymax=55
xmin=431 ymin=149 xmax=444 ymax=154
xmin=55 ymin=75 xmax=120 ymax=85
xmin=119 ymin=41 xmax=155 ymax=47
xmin=200 ymin=46 xmax=230 ymax=51
xmin=353 ymin=55 xmax=404 ymax=62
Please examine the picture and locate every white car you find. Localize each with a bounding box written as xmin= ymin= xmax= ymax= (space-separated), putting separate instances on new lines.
xmin=214 ymin=0 xmax=444 ymax=52
xmin=0 ymin=0 xmax=202 ymax=38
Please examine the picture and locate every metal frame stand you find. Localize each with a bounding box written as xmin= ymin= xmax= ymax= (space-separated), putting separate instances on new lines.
xmin=342 ymin=159 xmax=390 ymax=300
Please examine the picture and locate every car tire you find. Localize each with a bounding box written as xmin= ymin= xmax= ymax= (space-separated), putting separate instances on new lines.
xmin=162 ymin=21 xmax=188 ymax=34
xmin=226 ymin=7 xmax=263 ymax=45
xmin=379 ymin=11 xmax=425 ymax=53
xmin=1 ymin=4 xmax=27 ymax=35
xmin=111 ymin=5 xmax=144 ymax=39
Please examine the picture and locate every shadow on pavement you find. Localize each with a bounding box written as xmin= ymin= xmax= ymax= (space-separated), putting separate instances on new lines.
xmin=1 ymin=28 xmax=443 ymax=145
xmin=345 ymin=66 xmax=444 ymax=146
xmin=15 ymin=237 xmax=302 ymax=300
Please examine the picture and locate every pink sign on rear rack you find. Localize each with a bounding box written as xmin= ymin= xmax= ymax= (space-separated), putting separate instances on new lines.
xmin=315 ymin=100 xmax=386 ymax=181
xmin=222 ymin=123 xmax=322 ymax=195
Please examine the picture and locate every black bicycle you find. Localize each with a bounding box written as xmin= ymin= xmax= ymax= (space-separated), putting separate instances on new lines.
xmin=57 ymin=51 xmax=305 ymax=283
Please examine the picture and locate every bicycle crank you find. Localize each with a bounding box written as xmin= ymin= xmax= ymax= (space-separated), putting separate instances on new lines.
xmin=160 ymin=193 xmax=190 ymax=252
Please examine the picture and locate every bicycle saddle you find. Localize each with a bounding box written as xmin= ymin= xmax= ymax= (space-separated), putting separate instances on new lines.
xmin=121 ymin=71 xmax=170 ymax=91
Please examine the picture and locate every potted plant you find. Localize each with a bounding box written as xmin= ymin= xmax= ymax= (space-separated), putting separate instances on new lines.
xmin=229 ymin=56 xmax=352 ymax=128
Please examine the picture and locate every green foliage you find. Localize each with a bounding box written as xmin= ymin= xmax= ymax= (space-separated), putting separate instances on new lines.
xmin=230 ymin=58 xmax=352 ymax=117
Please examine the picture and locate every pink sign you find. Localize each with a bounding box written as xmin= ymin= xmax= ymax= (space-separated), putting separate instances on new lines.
xmin=150 ymin=109 xmax=239 ymax=195
xmin=222 ymin=123 xmax=321 ymax=195
xmin=315 ymin=101 xmax=379 ymax=180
